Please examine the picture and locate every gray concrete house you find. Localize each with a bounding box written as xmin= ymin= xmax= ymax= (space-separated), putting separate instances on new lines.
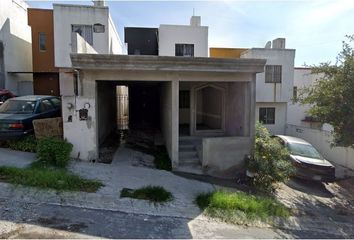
xmin=61 ymin=54 xmax=265 ymax=175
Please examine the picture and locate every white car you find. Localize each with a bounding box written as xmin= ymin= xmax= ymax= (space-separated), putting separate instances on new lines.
xmin=274 ymin=135 xmax=335 ymax=182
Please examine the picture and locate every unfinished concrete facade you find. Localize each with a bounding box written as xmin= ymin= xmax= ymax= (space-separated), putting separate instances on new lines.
xmin=62 ymin=54 xmax=265 ymax=174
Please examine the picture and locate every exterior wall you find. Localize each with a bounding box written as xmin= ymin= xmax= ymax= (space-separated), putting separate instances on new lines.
xmin=53 ymin=4 xmax=123 ymax=68
xmin=287 ymin=68 xmax=323 ymax=127
xmin=0 ymin=0 xmax=32 ymax=94
xmin=97 ymin=82 xmax=116 ymax=145
xmin=124 ymin=27 xmax=158 ymax=55
xmin=108 ymin=15 xmax=124 ymax=54
xmin=256 ymin=102 xmax=287 ymax=135
xmin=158 ymin=19 xmax=208 ymax=57
xmin=286 ymin=124 xmax=354 ymax=171
xmin=202 ymin=137 xmax=252 ymax=171
xmin=241 ymin=48 xmax=295 ymax=103
xmin=71 ymin=33 xmax=98 ymax=54
xmin=210 ymin=48 xmax=248 ymax=58
xmin=28 ymin=9 xmax=57 ymax=72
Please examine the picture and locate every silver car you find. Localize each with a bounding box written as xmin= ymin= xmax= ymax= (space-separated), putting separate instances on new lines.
xmin=274 ymin=135 xmax=335 ymax=182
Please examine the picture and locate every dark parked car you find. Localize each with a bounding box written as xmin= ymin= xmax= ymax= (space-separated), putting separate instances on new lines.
xmin=274 ymin=135 xmax=335 ymax=182
xmin=0 ymin=89 xmax=16 ymax=105
xmin=0 ymin=95 xmax=61 ymax=140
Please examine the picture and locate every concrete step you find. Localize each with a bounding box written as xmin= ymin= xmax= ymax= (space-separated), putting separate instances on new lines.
xmin=175 ymin=163 xmax=204 ymax=175
xmin=179 ymin=157 xmax=200 ymax=164
xmin=179 ymin=144 xmax=195 ymax=151
xmin=179 ymin=150 xmax=198 ymax=159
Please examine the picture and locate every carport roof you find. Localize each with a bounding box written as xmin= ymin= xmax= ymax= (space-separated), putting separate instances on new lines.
xmin=70 ymin=54 xmax=266 ymax=73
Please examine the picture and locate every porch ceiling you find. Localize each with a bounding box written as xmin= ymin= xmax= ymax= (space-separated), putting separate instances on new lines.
xmin=70 ymin=54 xmax=266 ymax=74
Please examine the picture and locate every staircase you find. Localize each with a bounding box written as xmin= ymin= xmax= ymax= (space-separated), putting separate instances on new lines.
xmin=177 ymin=137 xmax=203 ymax=174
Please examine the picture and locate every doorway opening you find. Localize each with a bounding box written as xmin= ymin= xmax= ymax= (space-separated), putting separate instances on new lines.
xmin=195 ymin=85 xmax=224 ymax=131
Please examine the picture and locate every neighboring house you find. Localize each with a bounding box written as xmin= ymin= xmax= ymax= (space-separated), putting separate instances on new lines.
xmin=124 ymin=27 xmax=158 ymax=55
xmin=0 ymin=0 xmax=33 ymax=95
xmin=211 ymin=38 xmax=296 ymax=135
xmin=158 ymin=16 xmax=208 ymax=57
xmin=28 ymin=8 xmax=59 ymax=96
xmin=287 ymin=67 xmax=323 ymax=129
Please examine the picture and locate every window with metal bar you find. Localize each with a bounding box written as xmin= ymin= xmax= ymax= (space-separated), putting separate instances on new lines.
xmin=265 ymin=65 xmax=282 ymax=83
xmin=259 ymin=107 xmax=275 ymax=124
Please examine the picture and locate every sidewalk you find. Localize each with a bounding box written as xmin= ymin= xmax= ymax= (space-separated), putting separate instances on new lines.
xmin=0 ymin=146 xmax=214 ymax=220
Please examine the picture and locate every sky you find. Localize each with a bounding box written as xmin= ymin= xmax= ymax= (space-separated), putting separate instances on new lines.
xmin=26 ymin=0 xmax=354 ymax=66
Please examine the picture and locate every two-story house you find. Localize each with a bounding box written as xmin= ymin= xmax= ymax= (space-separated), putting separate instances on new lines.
xmin=211 ymin=38 xmax=296 ymax=135
xmin=0 ymin=0 xmax=33 ymax=96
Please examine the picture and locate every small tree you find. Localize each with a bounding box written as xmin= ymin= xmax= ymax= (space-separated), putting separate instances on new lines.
xmin=247 ymin=123 xmax=294 ymax=194
xmin=298 ymin=35 xmax=354 ymax=147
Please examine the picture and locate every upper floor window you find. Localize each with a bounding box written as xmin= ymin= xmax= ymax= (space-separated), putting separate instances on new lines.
xmin=259 ymin=107 xmax=275 ymax=125
xmin=293 ymin=86 xmax=298 ymax=103
xmin=72 ymin=25 xmax=93 ymax=46
xmin=175 ymin=44 xmax=194 ymax=57
xmin=38 ymin=32 xmax=46 ymax=51
xmin=265 ymin=65 xmax=282 ymax=83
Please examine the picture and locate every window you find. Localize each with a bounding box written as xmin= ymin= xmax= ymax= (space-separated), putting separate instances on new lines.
xmin=50 ymin=98 xmax=61 ymax=108
xmin=293 ymin=86 xmax=298 ymax=103
xmin=179 ymin=90 xmax=190 ymax=108
xmin=39 ymin=100 xmax=54 ymax=113
xmin=265 ymin=65 xmax=282 ymax=83
xmin=72 ymin=25 xmax=93 ymax=45
xmin=259 ymin=107 xmax=275 ymax=124
xmin=39 ymin=32 xmax=46 ymax=51
xmin=175 ymin=44 xmax=194 ymax=57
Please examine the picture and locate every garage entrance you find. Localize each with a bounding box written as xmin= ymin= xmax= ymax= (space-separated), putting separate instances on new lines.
xmin=96 ymin=81 xmax=163 ymax=163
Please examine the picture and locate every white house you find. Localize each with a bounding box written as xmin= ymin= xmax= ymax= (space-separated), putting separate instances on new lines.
xmin=241 ymin=38 xmax=296 ymax=135
xmin=0 ymin=0 xmax=33 ymax=95
xmin=53 ymin=2 xmax=125 ymax=68
xmin=158 ymin=16 xmax=208 ymax=57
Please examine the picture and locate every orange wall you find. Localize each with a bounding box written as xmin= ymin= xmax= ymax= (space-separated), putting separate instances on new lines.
xmin=28 ymin=9 xmax=57 ymax=72
xmin=210 ymin=48 xmax=249 ymax=59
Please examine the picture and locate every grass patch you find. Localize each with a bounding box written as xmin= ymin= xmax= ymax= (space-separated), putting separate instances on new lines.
xmin=0 ymin=135 xmax=37 ymax=153
xmin=0 ymin=165 xmax=103 ymax=192
xmin=120 ymin=185 xmax=173 ymax=203
xmin=196 ymin=190 xmax=290 ymax=224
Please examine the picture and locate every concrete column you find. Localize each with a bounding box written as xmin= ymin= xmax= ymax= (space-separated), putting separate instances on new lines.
xmin=171 ymin=80 xmax=179 ymax=168
xmin=249 ymin=74 xmax=257 ymax=141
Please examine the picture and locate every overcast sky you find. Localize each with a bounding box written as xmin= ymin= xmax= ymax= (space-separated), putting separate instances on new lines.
xmin=26 ymin=0 xmax=354 ymax=66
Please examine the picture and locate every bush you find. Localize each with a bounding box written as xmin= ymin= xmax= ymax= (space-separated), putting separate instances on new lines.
xmin=36 ymin=137 xmax=73 ymax=168
xmin=4 ymin=135 xmax=37 ymax=153
xmin=246 ymin=123 xmax=294 ymax=194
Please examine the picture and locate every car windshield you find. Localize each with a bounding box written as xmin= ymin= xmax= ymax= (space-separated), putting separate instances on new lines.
xmin=0 ymin=100 xmax=36 ymax=114
xmin=288 ymin=142 xmax=323 ymax=159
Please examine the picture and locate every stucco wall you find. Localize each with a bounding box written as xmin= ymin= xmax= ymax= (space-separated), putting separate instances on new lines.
xmin=286 ymin=124 xmax=354 ymax=171
xmin=62 ymin=96 xmax=97 ymax=161
xmin=53 ymin=4 xmax=110 ymax=68
xmin=202 ymin=137 xmax=252 ymax=171
xmin=241 ymin=48 xmax=295 ymax=103
xmin=256 ymin=102 xmax=287 ymax=135
xmin=287 ymin=68 xmax=323 ymax=127
xmin=158 ymin=24 xmax=208 ymax=57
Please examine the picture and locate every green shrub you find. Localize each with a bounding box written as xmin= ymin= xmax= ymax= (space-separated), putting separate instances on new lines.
xmin=5 ymin=135 xmax=37 ymax=153
xmin=36 ymin=137 xmax=73 ymax=168
xmin=196 ymin=190 xmax=290 ymax=224
xmin=246 ymin=122 xmax=294 ymax=194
